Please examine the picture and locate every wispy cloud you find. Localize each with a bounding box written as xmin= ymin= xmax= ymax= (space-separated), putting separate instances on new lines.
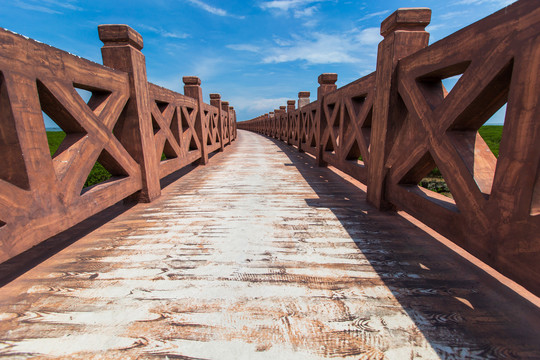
xmin=13 ymin=0 xmax=82 ymax=14
xmin=227 ymin=44 xmax=261 ymax=52
xmin=188 ymin=57 xmax=224 ymax=81
xmin=439 ymin=11 xmax=469 ymax=20
xmin=42 ymin=0 xmax=82 ymax=11
xmin=229 ymin=96 xmax=290 ymax=112
xmin=260 ymin=0 xmax=318 ymax=11
xmin=138 ymin=25 xmax=190 ymax=39
xmin=13 ymin=1 xmax=60 ymax=14
xmin=358 ymin=10 xmax=390 ymax=22
xmin=425 ymin=24 xmax=445 ymax=32
xmin=186 ymin=0 xmax=245 ymax=19
xmin=355 ymin=27 xmax=381 ymax=45
xmin=294 ymin=5 xmax=317 ymax=18
xmin=455 ymin=0 xmax=516 ymax=5
xmin=228 ymin=27 xmax=381 ymax=65
xmin=260 ymin=0 xmax=331 ymax=18
xmin=263 ymin=33 xmax=358 ymax=64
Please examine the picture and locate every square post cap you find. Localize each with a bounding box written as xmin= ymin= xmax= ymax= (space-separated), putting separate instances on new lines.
xmin=183 ymin=76 xmax=201 ymax=86
xmin=210 ymin=93 xmax=221 ymax=100
xmin=222 ymin=101 xmax=230 ymax=106
xmin=287 ymin=100 xmax=295 ymax=105
xmin=380 ymin=8 xmax=431 ymax=37
xmin=98 ymin=24 xmax=144 ymax=50
xmin=318 ymin=73 xmax=338 ymax=85
xmin=298 ymin=91 xmax=310 ymax=98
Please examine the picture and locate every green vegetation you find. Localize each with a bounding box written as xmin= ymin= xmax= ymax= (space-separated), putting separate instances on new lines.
xmin=47 ymin=131 xmax=112 ymax=188
xmin=46 ymin=131 xmax=65 ymax=152
xmin=420 ymin=125 xmax=503 ymax=197
xmin=46 ymin=126 xmax=502 ymax=192
xmin=478 ymin=125 xmax=503 ymax=157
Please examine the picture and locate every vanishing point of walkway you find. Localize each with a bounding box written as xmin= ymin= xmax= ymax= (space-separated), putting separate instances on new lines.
xmin=0 ymin=130 xmax=539 ymax=359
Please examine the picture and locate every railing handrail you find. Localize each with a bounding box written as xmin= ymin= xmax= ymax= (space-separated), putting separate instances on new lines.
xmin=0 ymin=24 xmax=237 ymax=265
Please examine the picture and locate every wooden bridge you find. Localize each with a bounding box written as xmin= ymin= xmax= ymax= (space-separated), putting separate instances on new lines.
xmin=1 ymin=1 xmax=539 ymax=359
xmin=0 ymin=130 xmax=539 ymax=359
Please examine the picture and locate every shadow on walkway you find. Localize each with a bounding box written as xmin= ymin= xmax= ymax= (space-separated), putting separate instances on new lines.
xmin=265 ymin=134 xmax=540 ymax=359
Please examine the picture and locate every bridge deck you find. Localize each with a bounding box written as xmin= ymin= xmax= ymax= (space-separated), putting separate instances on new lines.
xmin=0 ymin=130 xmax=539 ymax=359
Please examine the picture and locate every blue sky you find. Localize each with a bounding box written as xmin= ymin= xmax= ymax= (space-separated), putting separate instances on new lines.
xmin=1 ymin=0 xmax=514 ymax=124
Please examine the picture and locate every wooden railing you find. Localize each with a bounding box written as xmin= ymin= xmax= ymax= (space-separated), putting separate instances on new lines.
xmin=0 ymin=24 xmax=236 ymax=264
xmin=239 ymin=0 xmax=540 ymax=296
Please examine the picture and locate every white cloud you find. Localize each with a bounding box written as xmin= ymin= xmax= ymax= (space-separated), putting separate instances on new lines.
xmin=358 ymin=10 xmax=390 ymax=22
xmin=294 ymin=5 xmax=317 ymax=18
xmin=226 ymin=44 xmax=261 ymax=52
xmin=439 ymin=11 xmax=469 ymax=20
xmin=13 ymin=0 xmax=82 ymax=13
xmin=263 ymin=33 xmax=359 ymax=64
xmin=186 ymin=0 xmax=245 ymax=19
xmin=229 ymin=96 xmax=290 ymax=112
xmin=188 ymin=57 xmax=223 ymax=81
xmin=425 ymin=24 xmax=445 ymax=32
xmin=455 ymin=0 xmax=516 ymax=6
xmin=356 ymin=27 xmax=381 ymax=45
xmin=260 ymin=0 xmax=308 ymax=11
xmin=302 ymin=19 xmax=319 ymax=27
xmin=260 ymin=0 xmax=330 ymax=18
xmin=14 ymin=0 xmax=62 ymax=14
xmin=42 ymin=0 xmax=82 ymax=11
xmin=227 ymin=27 xmax=381 ymax=66
xmin=138 ymin=25 xmax=190 ymax=39
xmin=162 ymin=31 xmax=190 ymax=39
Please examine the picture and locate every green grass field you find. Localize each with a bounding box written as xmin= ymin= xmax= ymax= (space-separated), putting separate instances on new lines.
xmin=47 ymin=131 xmax=112 ymax=188
xmin=478 ymin=125 xmax=503 ymax=157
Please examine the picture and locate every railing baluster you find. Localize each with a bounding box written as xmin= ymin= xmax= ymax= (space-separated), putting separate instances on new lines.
xmin=366 ymin=8 xmax=431 ymax=210
xmin=99 ymin=24 xmax=161 ymax=202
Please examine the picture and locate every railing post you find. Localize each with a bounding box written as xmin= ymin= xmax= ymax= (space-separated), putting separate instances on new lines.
xmin=279 ymin=105 xmax=287 ymax=141
xmin=269 ymin=112 xmax=274 ymax=137
xmin=317 ymin=73 xmax=337 ymax=167
xmin=183 ymin=76 xmax=208 ymax=165
xmin=229 ymin=106 xmax=236 ymax=140
xmin=98 ymin=24 xmax=161 ymax=203
xmin=298 ymin=91 xmax=310 ymax=153
xmin=367 ymin=8 xmax=431 ymax=210
xmin=287 ymin=100 xmax=295 ymax=145
xmin=287 ymin=100 xmax=295 ymax=112
xmin=298 ymin=91 xmax=310 ymax=109
xmin=273 ymin=109 xmax=280 ymax=139
xmin=210 ymin=93 xmax=224 ymax=152
xmin=222 ymin=101 xmax=230 ymax=144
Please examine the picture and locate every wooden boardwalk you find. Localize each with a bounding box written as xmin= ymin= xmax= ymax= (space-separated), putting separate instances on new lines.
xmin=0 ymin=130 xmax=539 ymax=359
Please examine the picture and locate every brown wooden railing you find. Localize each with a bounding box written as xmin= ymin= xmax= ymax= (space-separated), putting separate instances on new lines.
xmin=238 ymin=0 xmax=540 ymax=296
xmin=0 ymin=24 xmax=236 ymax=264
